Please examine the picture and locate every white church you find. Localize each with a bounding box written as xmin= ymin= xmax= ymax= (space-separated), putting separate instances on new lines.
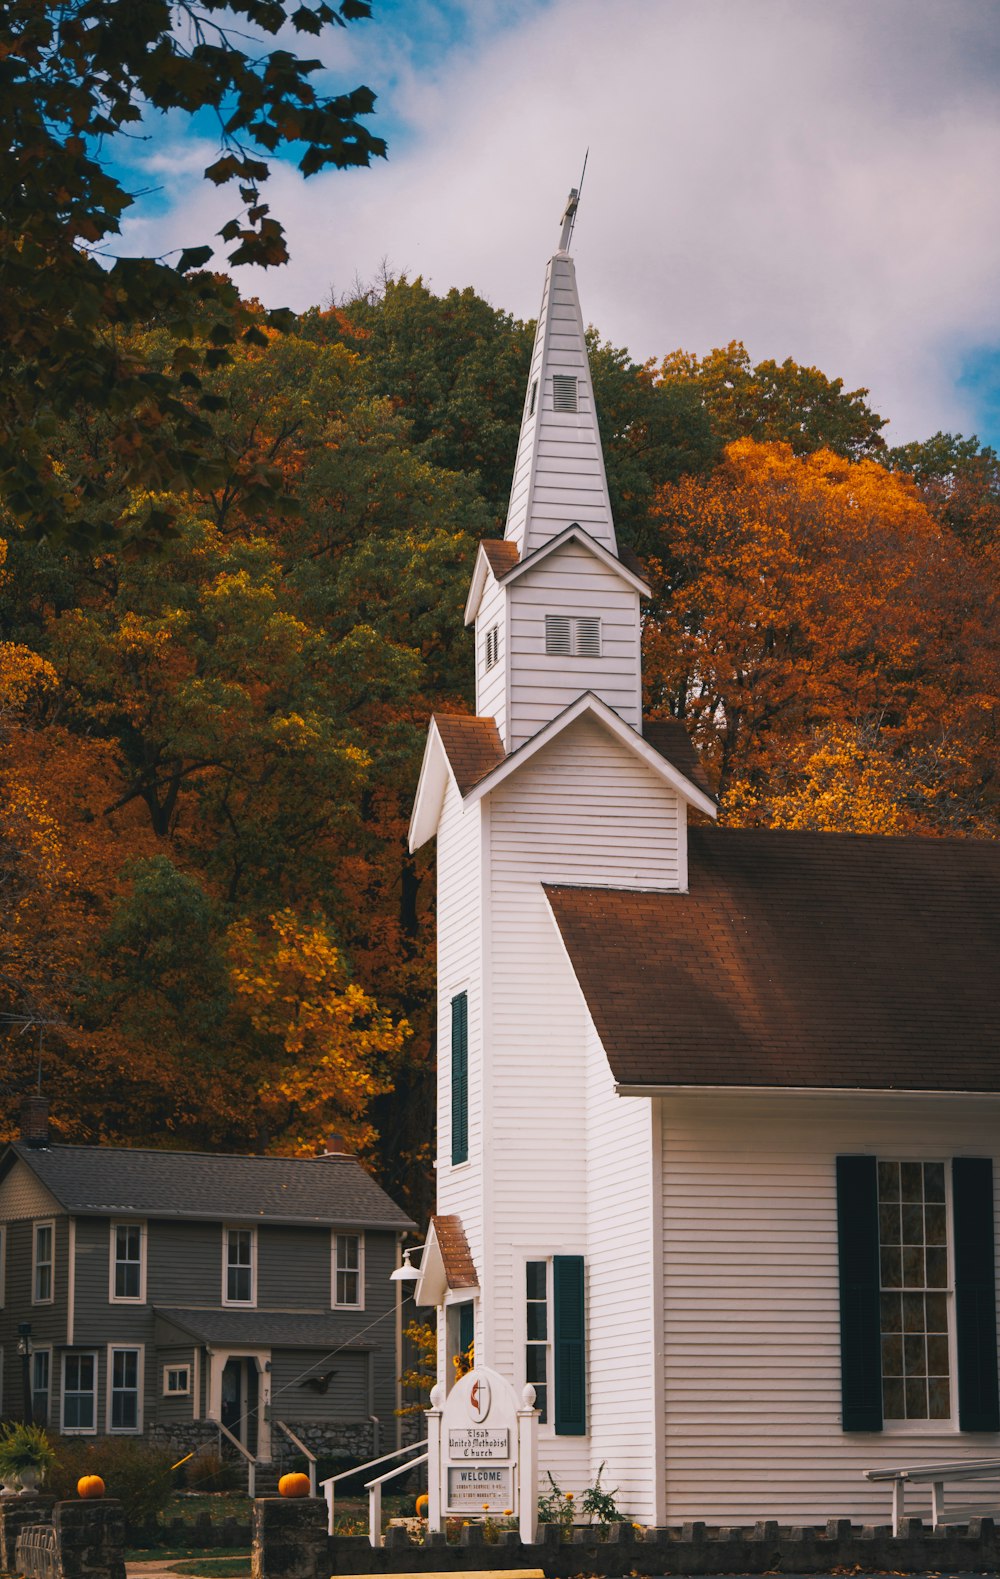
xmin=407 ymin=195 xmax=1000 ymax=1525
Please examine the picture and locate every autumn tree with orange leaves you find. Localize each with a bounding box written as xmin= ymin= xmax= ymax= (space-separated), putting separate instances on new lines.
xmin=643 ymin=439 xmax=999 ymax=835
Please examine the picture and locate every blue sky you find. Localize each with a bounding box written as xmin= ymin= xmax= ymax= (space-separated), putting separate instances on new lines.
xmin=116 ymin=0 xmax=1000 ymax=451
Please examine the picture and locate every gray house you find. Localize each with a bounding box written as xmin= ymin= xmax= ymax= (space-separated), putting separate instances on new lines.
xmin=0 ymin=1104 xmax=415 ymax=1470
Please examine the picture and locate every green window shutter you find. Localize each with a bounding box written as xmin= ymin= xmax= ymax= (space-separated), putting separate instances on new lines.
xmin=553 ymin=1255 xmax=586 ymax=1435
xmin=451 ymin=992 xmax=468 ymax=1165
xmin=836 ymin=1155 xmax=883 ymax=1432
xmin=952 ymin=1158 xmax=1000 ymax=1432
xmin=458 ymin=1301 xmax=475 ymax=1361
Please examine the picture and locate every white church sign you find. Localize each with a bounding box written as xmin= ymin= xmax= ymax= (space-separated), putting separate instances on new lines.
xmin=426 ymin=1366 xmax=539 ymax=1543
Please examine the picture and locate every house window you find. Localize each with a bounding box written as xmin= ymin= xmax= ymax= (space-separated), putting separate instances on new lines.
xmin=545 ymin=614 xmax=601 ymax=657
xmin=552 ymin=374 xmax=578 ymax=412
xmin=110 ymin=1222 xmax=145 ymax=1302
xmin=333 ymin=1233 xmax=364 ymax=1308
xmin=525 ymin=1260 xmax=550 ymax=1423
xmin=484 ymin=624 xmax=499 ymax=671
xmin=33 ymin=1220 xmax=54 ymax=1303
xmin=62 ymin=1352 xmax=97 ymax=1433
xmin=878 ymin=1160 xmax=951 ymax=1421
xmin=163 ymin=1365 xmax=191 ymax=1397
xmin=451 ymin=991 xmax=469 ymax=1165
xmin=32 ymin=1350 xmax=50 ymax=1426
xmin=223 ymin=1227 xmax=256 ymax=1305
xmin=109 ymin=1347 xmax=142 ymax=1431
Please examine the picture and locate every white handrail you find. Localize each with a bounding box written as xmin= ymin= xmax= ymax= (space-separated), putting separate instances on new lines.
xmin=273 ymin=1419 xmax=317 ymax=1497
xmin=320 ymin=1438 xmax=427 ymax=1536
xmin=365 ymin=1452 xmax=429 ymax=1548
xmin=211 ymin=1417 xmax=256 ymax=1498
xmin=864 ymin=1456 xmax=1000 ymax=1534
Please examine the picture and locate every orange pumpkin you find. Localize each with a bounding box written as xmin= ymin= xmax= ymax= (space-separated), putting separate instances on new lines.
xmin=77 ymin=1475 xmax=105 ymax=1499
xmin=415 ymin=1493 xmax=429 ymax=1518
xmin=278 ymin=1472 xmax=311 ymax=1498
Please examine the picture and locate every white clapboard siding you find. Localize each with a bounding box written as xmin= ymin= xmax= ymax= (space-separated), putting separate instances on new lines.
xmin=482 ymin=716 xmax=682 ymax=1493
xmin=504 ymin=252 xmax=616 ymax=560
xmin=584 ymin=1012 xmax=659 ymax=1521
xmin=660 ymin=1091 xmax=1000 ymax=1524
xmin=475 ymin=571 xmax=507 ymax=738
xmin=435 ymin=777 xmax=485 ymax=1379
xmin=507 ymin=541 xmax=641 ymax=747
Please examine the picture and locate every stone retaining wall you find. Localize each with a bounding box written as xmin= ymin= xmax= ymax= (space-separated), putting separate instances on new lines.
xmin=0 ymin=1499 xmax=124 ymax=1579
xmin=252 ymin=1496 xmax=1000 ymax=1579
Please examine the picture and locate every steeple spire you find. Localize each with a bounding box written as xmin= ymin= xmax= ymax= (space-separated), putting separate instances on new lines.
xmin=503 ymin=189 xmax=617 ymax=560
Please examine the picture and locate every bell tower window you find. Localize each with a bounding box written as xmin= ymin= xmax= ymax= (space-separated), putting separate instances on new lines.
xmin=545 ymin=614 xmax=601 ymax=657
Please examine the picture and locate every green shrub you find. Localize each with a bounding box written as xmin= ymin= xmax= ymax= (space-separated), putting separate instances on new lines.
xmin=180 ymin=1448 xmax=243 ymax=1493
xmin=50 ymin=1438 xmax=177 ymax=1527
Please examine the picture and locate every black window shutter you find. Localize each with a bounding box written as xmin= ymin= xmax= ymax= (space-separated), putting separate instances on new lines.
xmin=553 ymin=1255 xmax=586 ymax=1435
xmin=836 ymin=1155 xmax=883 ymax=1432
xmin=952 ymin=1157 xmax=1000 ymax=1432
xmin=450 ymin=993 xmax=468 ymax=1165
xmin=458 ymin=1301 xmax=474 ymax=1361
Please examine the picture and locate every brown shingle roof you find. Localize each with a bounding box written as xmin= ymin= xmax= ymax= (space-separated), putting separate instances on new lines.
xmin=480 ymin=539 xmax=520 ymax=581
xmin=545 ymin=827 xmax=1000 ymax=1093
xmin=431 ymin=1214 xmax=478 ymax=1289
xmin=643 ymin=719 xmax=714 ymax=799
xmin=434 ymin=713 xmax=506 ymax=794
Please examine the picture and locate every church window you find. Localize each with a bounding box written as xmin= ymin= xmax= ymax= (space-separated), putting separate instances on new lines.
xmin=528 ymin=379 xmax=538 ymax=416
xmin=451 ymin=992 xmax=468 ymax=1165
xmin=484 ymin=624 xmax=499 ymax=670
xmin=877 ymin=1161 xmax=950 ymax=1421
xmin=524 ymin=1255 xmax=586 ymax=1434
xmin=552 ymin=374 xmax=578 ymax=412
xmin=836 ymin=1155 xmax=998 ymax=1433
xmin=545 ymin=614 xmax=601 ymax=657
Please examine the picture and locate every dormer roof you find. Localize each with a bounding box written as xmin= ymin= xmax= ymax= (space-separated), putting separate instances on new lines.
xmin=503 ymin=243 xmax=617 ymax=560
xmin=464 ymin=522 xmax=649 ymax=626
xmin=414 ymin=1212 xmax=479 ymax=1307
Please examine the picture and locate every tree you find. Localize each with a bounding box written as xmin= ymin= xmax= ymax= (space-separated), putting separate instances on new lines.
xmin=644 ymin=439 xmax=999 ymax=835
xmin=657 ymin=342 xmax=888 ymax=461
xmin=888 ymin=432 xmax=1000 ymax=559
xmin=1 ymin=0 xmax=385 ymax=547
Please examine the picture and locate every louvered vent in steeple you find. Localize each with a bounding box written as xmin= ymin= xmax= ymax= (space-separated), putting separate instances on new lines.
xmin=545 ymin=614 xmax=601 ymax=657
xmin=552 ymin=374 xmax=578 ymax=413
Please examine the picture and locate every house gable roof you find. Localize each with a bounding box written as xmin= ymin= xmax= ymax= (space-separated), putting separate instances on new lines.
xmin=545 ymin=826 xmax=1000 ymax=1094
xmin=153 ymin=1308 xmax=378 ymax=1349
xmin=464 ymin=523 xmax=648 ymax=626
xmin=4 ymin=1143 xmax=415 ymax=1229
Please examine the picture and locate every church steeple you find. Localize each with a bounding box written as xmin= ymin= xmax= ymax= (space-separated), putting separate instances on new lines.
xmin=503 ymin=190 xmax=618 ymax=560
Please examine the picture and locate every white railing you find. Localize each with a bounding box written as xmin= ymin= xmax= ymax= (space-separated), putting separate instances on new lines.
xmin=364 ymin=1452 xmax=429 ymax=1548
xmin=273 ymin=1419 xmax=317 ymax=1497
xmin=320 ymin=1439 xmax=427 ymax=1540
xmin=212 ymin=1417 xmax=257 ymax=1499
xmin=864 ymin=1456 xmax=1000 ymax=1534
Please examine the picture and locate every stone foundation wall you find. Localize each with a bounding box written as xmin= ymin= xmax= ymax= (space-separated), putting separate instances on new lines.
xmin=251 ymin=1497 xmax=1000 ymax=1579
xmin=145 ymin=1422 xmax=220 ymax=1457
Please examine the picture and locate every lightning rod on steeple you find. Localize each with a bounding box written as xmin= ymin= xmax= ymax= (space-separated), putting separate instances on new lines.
xmin=557 ymin=150 xmax=589 ymax=253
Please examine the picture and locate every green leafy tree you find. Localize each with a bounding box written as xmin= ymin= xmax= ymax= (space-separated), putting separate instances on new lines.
xmin=1 ymin=0 xmax=385 ymax=547
xmin=657 ymin=340 xmax=888 ymax=461
xmin=888 ymin=432 xmax=1000 ymax=558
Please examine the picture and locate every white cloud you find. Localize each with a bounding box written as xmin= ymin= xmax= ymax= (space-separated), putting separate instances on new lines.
xmin=118 ymin=0 xmax=1000 ymax=444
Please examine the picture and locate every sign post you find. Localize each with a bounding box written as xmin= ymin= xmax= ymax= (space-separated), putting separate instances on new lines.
xmin=426 ymin=1367 xmax=539 ymax=1541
